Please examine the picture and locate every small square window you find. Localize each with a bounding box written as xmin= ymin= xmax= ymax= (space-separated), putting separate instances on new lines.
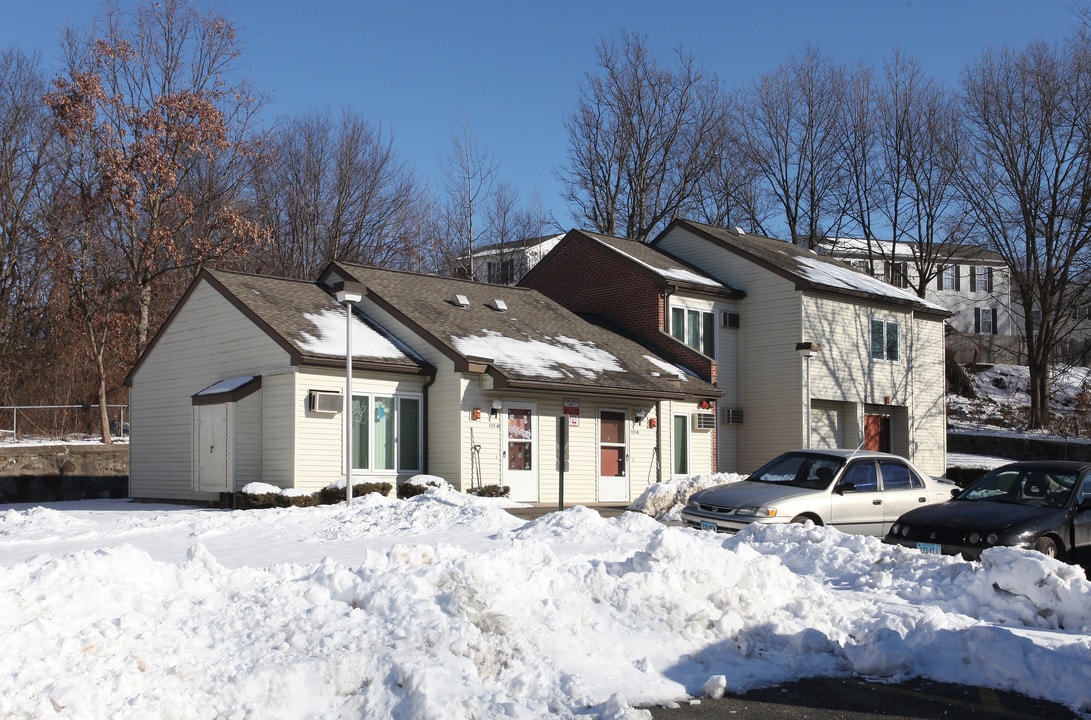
xmin=870 ymin=319 xmax=899 ymax=361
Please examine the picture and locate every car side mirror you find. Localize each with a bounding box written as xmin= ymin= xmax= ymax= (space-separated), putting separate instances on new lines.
xmin=835 ymin=482 xmax=856 ymax=495
xmin=1078 ymin=497 xmax=1091 ymax=512
xmin=951 ymin=488 xmax=962 ymax=499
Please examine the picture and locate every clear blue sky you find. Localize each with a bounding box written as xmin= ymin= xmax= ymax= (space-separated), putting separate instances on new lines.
xmin=1 ymin=1 xmax=1083 ymax=232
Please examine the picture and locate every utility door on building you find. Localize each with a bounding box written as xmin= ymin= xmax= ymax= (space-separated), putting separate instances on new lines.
xmin=194 ymin=403 xmax=229 ymax=492
xmin=598 ymin=409 xmax=629 ymax=502
xmin=864 ymin=414 xmax=891 ymax=453
xmin=502 ymin=403 xmax=539 ymax=502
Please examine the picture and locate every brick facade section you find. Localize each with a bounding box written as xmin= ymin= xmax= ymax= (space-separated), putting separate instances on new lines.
xmin=521 ymin=234 xmax=717 ymax=385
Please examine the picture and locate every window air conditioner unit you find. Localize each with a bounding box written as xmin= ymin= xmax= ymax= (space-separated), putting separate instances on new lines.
xmin=692 ymin=413 xmax=716 ymax=431
xmin=309 ymin=390 xmax=343 ymax=414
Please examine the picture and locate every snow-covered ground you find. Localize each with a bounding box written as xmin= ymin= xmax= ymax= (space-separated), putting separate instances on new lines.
xmin=2 ymin=362 xmax=1089 ymax=718
xmin=3 ymin=489 xmax=1091 ymax=719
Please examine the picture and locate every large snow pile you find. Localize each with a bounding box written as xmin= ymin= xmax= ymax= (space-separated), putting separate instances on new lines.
xmin=2 ymin=492 xmax=1091 ymax=718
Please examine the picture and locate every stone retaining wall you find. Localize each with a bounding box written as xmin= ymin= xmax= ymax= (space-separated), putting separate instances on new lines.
xmin=0 ymin=444 xmax=129 ymax=503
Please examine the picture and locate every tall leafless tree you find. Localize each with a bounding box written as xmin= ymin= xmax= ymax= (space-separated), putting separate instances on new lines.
xmin=959 ymin=32 xmax=1091 ymax=427
xmin=561 ymin=31 xmax=728 ymax=242
xmin=0 ymin=49 xmax=54 ymax=355
xmin=439 ymin=124 xmax=498 ymax=279
xmin=251 ymin=109 xmax=420 ymax=279
xmin=737 ymin=47 xmax=846 ymax=248
xmin=45 ymin=0 xmax=267 ymax=355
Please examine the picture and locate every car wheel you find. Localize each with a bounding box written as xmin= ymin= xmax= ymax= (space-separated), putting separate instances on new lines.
xmin=791 ymin=514 xmax=821 ymax=526
xmin=1034 ymin=536 xmax=1058 ymax=558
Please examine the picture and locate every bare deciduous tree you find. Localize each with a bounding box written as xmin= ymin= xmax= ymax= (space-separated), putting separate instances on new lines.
xmin=251 ymin=109 xmax=420 ymax=279
xmin=0 ymin=49 xmax=53 ymax=354
xmin=439 ymin=124 xmax=498 ymax=279
xmin=737 ymin=47 xmax=846 ymax=248
xmin=959 ymin=33 xmax=1091 ymax=427
xmin=561 ymin=31 xmax=728 ymax=241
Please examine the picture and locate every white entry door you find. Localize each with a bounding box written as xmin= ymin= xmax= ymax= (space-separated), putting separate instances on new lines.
xmin=196 ymin=404 xmax=229 ymax=492
xmin=598 ymin=410 xmax=629 ymax=502
xmin=502 ymin=403 xmax=538 ymax=502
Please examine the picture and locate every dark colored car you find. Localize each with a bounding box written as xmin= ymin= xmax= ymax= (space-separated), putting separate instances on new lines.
xmin=885 ymin=460 xmax=1091 ymax=560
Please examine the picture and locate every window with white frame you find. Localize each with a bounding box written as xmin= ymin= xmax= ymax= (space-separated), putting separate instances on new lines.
xmin=938 ymin=265 xmax=959 ymax=291
xmin=970 ymin=266 xmax=992 ymax=293
xmin=670 ymin=305 xmax=715 ymax=357
xmin=870 ymin=319 xmax=899 ymax=361
xmin=975 ymin=307 xmax=997 ymax=334
xmin=351 ymin=393 xmax=422 ymax=472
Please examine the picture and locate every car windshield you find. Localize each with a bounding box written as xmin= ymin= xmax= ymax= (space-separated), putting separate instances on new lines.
xmin=748 ymin=453 xmax=845 ymax=490
xmin=960 ymin=467 xmax=1078 ymax=509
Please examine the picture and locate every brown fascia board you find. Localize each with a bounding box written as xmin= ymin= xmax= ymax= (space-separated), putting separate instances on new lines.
xmin=496 ymin=376 xmax=722 ymax=401
xmin=123 ymin=269 xmax=274 ymax=387
xmin=191 ymin=375 xmax=262 ymax=406
xmin=658 ymin=220 xmax=949 ymax=319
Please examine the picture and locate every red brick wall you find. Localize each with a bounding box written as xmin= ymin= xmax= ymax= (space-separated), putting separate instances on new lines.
xmin=523 ymin=235 xmax=716 ymax=384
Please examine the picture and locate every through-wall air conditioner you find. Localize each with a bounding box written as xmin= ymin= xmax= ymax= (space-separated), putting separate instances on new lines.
xmin=692 ymin=413 xmax=716 ymax=431
xmin=309 ymin=390 xmax=343 ymax=414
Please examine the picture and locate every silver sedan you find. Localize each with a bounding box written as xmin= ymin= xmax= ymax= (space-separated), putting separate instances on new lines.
xmin=681 ymin=449 xmax=955 ymax=536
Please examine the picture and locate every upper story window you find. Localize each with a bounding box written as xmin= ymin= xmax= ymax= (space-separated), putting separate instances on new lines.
xmin=487 ymin=259 xmax=516 ymax=285
xmin=885 ymin=261 xmax=909 ymax=289
xmin=969 ymin=266 xmax=993 ymax=293
xmin=975 ymin=307 xmax=997 ymax=334
xmin=937 ymin=264 xmax=960 ymax=291
xmin=670 ymin=306 xmax=715 ymax=358
xmin=870 ymin=319 xmax=899 ymax=362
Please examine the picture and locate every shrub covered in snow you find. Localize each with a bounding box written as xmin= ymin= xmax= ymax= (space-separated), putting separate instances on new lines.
xmin=237 ymin=481 xmax=390 ymax=509
xmin=397 ymin=474 xmax=453 ymax=499
xmin=628 ymin=473 xmax=746 ymax=519
xmin=467 ymin=484 xmax=510 ymax=498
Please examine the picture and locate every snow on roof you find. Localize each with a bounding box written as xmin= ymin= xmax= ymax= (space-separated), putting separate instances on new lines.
xmin=606 ymin=243 xmax=724 ymax=288
xmin=194 ymin=376 xmax=256 ymax=396
xmin=642 ymin=354 xmax=691 ymax=380
xmin=823 ymin=237 xmax=917 ymax=258
xmin=795 ymin=256 xmax=948 ymax=312
xmin=453 ymin=330 xmax=623 ymax=380
xmin=297 ymin=308 xmax=409 ymax=360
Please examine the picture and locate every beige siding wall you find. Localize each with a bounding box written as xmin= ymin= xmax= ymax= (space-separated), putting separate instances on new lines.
xmin=129 ymin=281 xmax=293 ymax=502
xmin=234 ymin=390 xmax=262 ymax=487
xmin=259 ymin=371 xmax=296 ymax=489
xmin=657 ymin=228 xmax=803 ymax=473
xmin=291 ymin=369 xmax=426 ymax=493
xmin=804 ymin=295 xmax=946 ymax=474
xmin=907 ymin=316 xmax=947 ymax=475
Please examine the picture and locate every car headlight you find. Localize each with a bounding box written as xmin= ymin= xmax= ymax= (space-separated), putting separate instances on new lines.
xmin=735 ymin=506 xmax=777 ymax=518
xmin=984 ymin=532 xmax=999 ymax=545
xmin=967 ymin=532 xmax=980 ymax=544
xmin=891 ymin=522 xmax=901 ymax=535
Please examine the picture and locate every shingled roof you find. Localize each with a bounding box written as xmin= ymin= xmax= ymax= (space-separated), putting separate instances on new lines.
xmin=126 ymin=270 xmax=427 ymax=385
xmin=659 ymin=219 xmax=951 ymax=317
xmin=530 ymin=229 xmax=744 ymax=299
xmin=325 ymin=262 xmax=721 ymax=400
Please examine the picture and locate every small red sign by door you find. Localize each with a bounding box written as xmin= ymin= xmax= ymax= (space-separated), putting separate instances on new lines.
xmin=563 ymin=398 xmax=579 ymax=426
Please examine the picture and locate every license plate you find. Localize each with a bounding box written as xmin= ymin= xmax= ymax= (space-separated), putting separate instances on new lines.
xmin=700 ymin=520 xmax=718 ymax=532
xmin=916 ymin=542 xmax=941 ymax=555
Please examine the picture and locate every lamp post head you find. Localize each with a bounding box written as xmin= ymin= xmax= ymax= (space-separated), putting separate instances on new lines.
xmin=332 ymin=280 xmax=364 ymax=304
xmin=796 ymin=341 xmax=822 ymax=359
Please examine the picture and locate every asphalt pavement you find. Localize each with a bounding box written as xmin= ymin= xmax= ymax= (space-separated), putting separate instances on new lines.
xmin=506 ymin=505 xmax=1083 ymax=720
xmin=645 ymin=676 xmax=1077 ymax=719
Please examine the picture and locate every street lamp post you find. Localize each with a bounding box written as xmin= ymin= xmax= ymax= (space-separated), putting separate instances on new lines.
xmin=795 ymin=342 xmax=822 ymax=449
xmin=333 ymin=281 xmax=365 ymax=505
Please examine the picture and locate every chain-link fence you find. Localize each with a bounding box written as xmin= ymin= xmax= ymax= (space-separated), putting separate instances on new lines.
xmin=0 ymin=405 xmax=128 ymax=444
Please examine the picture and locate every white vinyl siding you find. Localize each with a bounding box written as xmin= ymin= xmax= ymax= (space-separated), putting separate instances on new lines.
xmin=129 ymin=281 xmax=293 ymax=501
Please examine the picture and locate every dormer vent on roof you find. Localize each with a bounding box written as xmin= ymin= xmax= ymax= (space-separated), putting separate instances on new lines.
xmin=731 ymin=226 xmax=745 ymax=235
xmin=488 ymin=298 xmax=508 ymax=312
xmin=451 ymin=293 xmax=470 ymax=308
